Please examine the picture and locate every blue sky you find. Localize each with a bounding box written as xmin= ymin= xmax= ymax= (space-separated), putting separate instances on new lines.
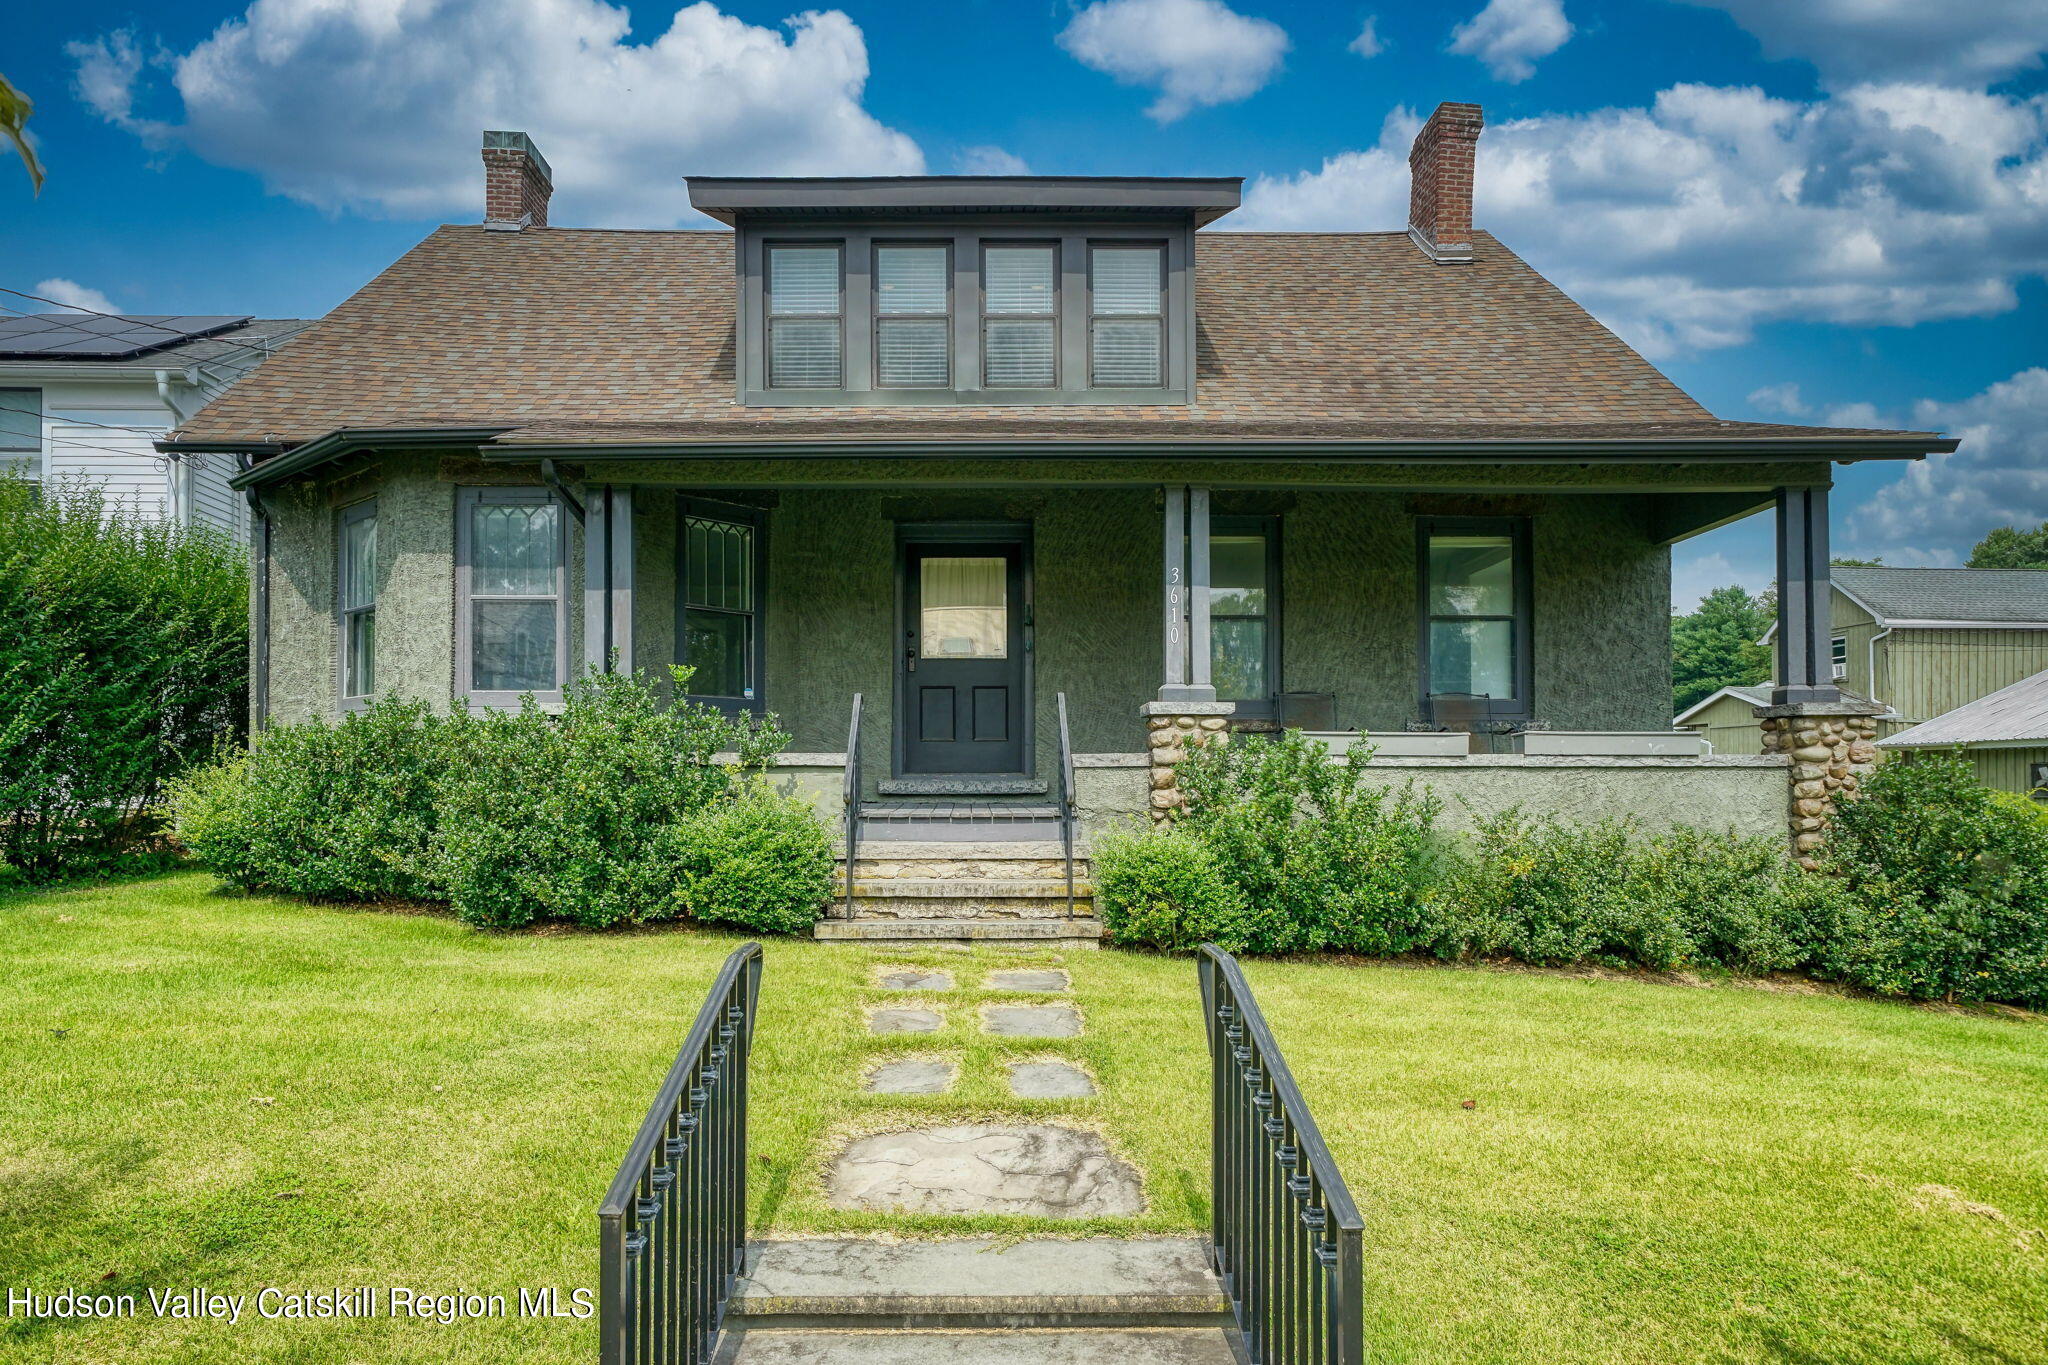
xmin=5 ymin=0 xmax=2044 ymax=606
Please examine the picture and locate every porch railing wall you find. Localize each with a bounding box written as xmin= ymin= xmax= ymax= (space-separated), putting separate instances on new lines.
xmin=1200 ymin=945 xmax=1365 ymax=1365
xmin=598 ymin=942 xmax=763 ymax=1365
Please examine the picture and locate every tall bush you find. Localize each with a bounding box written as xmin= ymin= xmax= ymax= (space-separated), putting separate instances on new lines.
xmin=1817 ymin=754 xmax=2048 ymax=1005
xmin=0 ymin=473 xmax=246 ymax=880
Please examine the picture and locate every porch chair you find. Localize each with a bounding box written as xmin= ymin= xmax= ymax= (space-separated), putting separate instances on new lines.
xmin=1420 ymin=691 xmax=1495 ymax=754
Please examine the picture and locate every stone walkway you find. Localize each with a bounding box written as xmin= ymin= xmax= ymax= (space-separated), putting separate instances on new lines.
xmin=717 ymin=950 xmax=1235 ymax=1362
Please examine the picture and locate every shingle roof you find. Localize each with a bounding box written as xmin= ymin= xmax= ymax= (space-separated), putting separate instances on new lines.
xmin=0 ymin=318 xmax=316 ymax=372
xmin=1835 ymin=567 xmax=2048 ymax=626
xmin=171 ymin=225 xmax=1942 ymax=451
xmin=1882 ymin=667 xmax=2048 ymax=749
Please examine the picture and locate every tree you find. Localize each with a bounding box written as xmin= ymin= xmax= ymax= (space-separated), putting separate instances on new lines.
xmin=1830 ymin=556 xmax=1883 ymax=567
xmin=1968 ymin=522 xmax=2048 ymax=569
xmin=1 ymin=74 xmax=44 ymax=195
xmin=1671 ymin=584 xmax=1773 ymax=714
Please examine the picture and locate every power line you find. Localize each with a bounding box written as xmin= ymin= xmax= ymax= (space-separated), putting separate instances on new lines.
xmin=0 ymin=286 xmax=296 ymax=367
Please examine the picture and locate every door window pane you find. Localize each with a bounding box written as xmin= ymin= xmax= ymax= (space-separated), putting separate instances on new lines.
xmin=472 ymin=600 xmax=558 ymax=692
xmin=876 ymin=245 xmax=948 ymax=314
xmin=473 ymin=503 xmax=560 ymax=594
xmin=878 ymin=318 xmax=950 ymax=387
xmin=1428 ymin=535 xmax=1513 ymax=615
xmin=920 ymin=557 xmax=1006 ymax=659
xmin=1429 ymin=619 xmax=1513 ymax=698
xmin=984 ymin=247 xmax=1055 ymax=313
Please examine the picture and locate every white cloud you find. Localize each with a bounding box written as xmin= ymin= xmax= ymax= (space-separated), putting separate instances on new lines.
xmin=67 ymin=0 xmax=922 ymax=226
xmin=1349 ymin=17 xmax=1384 ymax=59
xmin=1058 ymin=0 xmax=1289 ymax=123
xmin=1680 ymin=0 xmax=2048 ymax=87
xmin=1236 ymin=83 xmax=2048 ymax=357
xmin=1672 ymin=550 xmax=1772 ymax=612
xmin=1448 ymin=0 xmax=1572 ymax=83
xmin=1747 ymin=382 xmax=1809 ymax=417
xmin=1854 ymin=368 xmax=2048 ymax=561
xmin=955 ymin=145 xmax=1031 ymax=175
xmin=34 ymin=278 xmax=124 ymax=314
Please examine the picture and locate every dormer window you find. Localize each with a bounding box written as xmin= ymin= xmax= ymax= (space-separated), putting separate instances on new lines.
xmin=692 ymin=175 xmax=1240 ymax=408
xmin=766 ymin=245 xmax=843 ymax=388
xmin=875 ymin=244 xmax=950 ymax=388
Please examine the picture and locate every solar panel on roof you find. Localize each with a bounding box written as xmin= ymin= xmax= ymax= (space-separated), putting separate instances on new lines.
xmin=0 ymin=314 xmax=254 ymax=360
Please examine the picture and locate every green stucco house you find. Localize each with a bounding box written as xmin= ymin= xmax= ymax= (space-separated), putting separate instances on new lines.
xmin=164 ymin=108 xmax=1957 ymax=935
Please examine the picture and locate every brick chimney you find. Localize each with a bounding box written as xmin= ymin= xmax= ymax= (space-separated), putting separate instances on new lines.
xmin=1407 ymin=102 xmax=1482 ymax=263
xmin=482 ymin=130 xmax=552 ymax=230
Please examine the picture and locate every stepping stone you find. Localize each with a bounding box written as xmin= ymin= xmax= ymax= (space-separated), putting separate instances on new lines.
xmin=865 ymin=1058 xmax=955 ymax=1095
xmin=876 ymin=967 xmax=954 ymax=991
xmin=987 ymin=969 xmax=1069 ymax=992
xmin=983 ymin=1004 xmax=1081 ymax=1037
xmin=1008 ymin=1060 xmax=1096 ymax=1099
xmin=869 ymin=1007 xmax=942 ymax=1035
xmin=826 ymin=1124 xmax=1143 ymax=1218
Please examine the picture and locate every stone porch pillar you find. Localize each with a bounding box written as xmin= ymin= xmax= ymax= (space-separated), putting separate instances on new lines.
xmin=1142 ymin=701 xmax=1234 ymax=821
xmin=1754 ymin=700 xmax=1885 ymax=869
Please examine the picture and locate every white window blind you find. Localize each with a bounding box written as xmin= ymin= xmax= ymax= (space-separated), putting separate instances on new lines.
xmin=983 ymin=245 xmax=1056 ymax=387
xmin=1090 ymin=245 xmax=1163 ymax=386
xmin=768 ymin=245 xmax=841 ymax=388
xmin=876 ymin=245 xmax=949 ymax=387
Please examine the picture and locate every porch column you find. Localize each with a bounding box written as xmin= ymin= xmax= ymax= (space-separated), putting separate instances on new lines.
xmin=1757 ymin=482 xmax=1883 ymax=868
xmin=581 ymin=484 xmax=635 ymax=674
xmin=1145 ymin=483 xmax=1231 ymax=821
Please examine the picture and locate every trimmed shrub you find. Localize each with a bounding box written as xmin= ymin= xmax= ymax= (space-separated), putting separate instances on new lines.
xmin=1816 ymin=754 xmax=2048 ymax=1005
xmin=1092 ymin=827 xmax=1249 ymax=952
xmin=167 ymin=697 xmax=444 ymax=901
xmin=169 ymin=667 xmax=834 ymax=933
xmin=1 ymin=473 xmax=246 ymax=880
xmin=1126 ymin=730 xmax=1445 ymax=954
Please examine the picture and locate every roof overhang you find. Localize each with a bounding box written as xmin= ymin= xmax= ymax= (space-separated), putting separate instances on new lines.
xmin=687 ymin=175 xmax=1244 ymax=226
xmin=1671 ymin=685 xmax=1768 ymax=726
xmin=1882 ymin=735 xmax=2048 ymax=750
xmin=172 ymin=428 xmax=1956 ymax=491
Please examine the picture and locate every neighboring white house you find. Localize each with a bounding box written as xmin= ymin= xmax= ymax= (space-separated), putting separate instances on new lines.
xmin=0 ymin=313 xmax=316 ymax=540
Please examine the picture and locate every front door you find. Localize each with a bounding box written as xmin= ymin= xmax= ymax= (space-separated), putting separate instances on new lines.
xmin=899 ymin=537 xmax=1028 ymax=775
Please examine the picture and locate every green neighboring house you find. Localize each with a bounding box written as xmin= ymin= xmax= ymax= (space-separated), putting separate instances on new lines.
xmin=1676 ymin=567 xmax=2048 ymax=793
xmin=161 ymin=112 xmax=1957 ymax=884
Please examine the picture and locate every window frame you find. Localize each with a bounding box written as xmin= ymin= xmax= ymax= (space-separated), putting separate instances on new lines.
xmin=675 ymin=496 xmax=768 ymax=718
xmin=1087 ymin=241 xmax=1167 ymax=389
xmin=1415 ymin=516 xmax=1533 ymax=724
xmin=0 ymin=387 xmax=41 ymax=479
xmin=1208 ymin=513 xmax=1282 ymax=720
xmin=456 ymin=486 xmax=570 ymax=709
xmin=764 ymin=240 xmax=846 ymax=390
xmin=871 ymin=240 xmax=952 ymax=390
xmin=1830 ymin=633 xmax=1849 ymax=680
xmin=979 ymin=239 xmax=1061 ymax=390
xmin=337 ymin=497 xmax=378 ymax=710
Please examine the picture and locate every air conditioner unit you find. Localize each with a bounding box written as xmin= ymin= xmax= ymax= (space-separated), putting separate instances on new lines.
xmin=1831 ymin=662 xmax=1848 ymax=680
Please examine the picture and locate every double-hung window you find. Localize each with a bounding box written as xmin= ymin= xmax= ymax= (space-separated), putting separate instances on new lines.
xmin=1419 ymin=518 xmax=1531 ymax=720
xmin=678 ymin=499 xmax=764 ymax=715
xmin=1090 ymin=244 xmax=1164 ymax=387
xmin=338 ymin=499 xmax=377 ymax=705
xmin=767 ymin=244 xmax=843 ymax=388
xmin=1210 ymin=516 xmax=1280 ymax=718
xmin=459 ymin=488 xmax=567 ymax=705
xmin=1831 ymin=634 xmax=1849 ymax=680
xmin=982 ymin=244 xmax=1057 ymax=388
xmin=0 ymin=387 xmax=40 ymax=476
xmin=874 ymin=244 xmax=950 ymax=388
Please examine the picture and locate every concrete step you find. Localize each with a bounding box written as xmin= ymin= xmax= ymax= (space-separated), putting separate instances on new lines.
xmin=814 ymin=918 xmax=1104 ymax=944
xmin=836 ymin=879 xmax=1095 ymax=898
xmin=836 ymin=841 xmax=1087 ymax=861
xmin=727 ymin=1238 xmax=1230 ymax=1330
xmin=842 ymin=858 xmax=1091 ymax=882
xmin=722 ymin=1327 xmax=1238 ymax=1363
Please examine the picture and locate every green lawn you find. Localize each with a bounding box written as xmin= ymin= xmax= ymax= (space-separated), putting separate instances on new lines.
xmin=3 ymin=873 xmax=2044 ymax=1363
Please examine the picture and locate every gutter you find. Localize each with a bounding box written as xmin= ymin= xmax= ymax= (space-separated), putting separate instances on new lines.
xmin=241 ymin=457 xmax=270 ymax=732
xmin=160 ymin=427 xmax=515 ymax=490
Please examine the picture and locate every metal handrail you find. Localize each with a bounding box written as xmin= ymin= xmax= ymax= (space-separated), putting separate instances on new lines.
xmin=1199 ymin=945 xmax=1365 ymax=1365
xmin=598 ymin=943 xmax=763 ymax=1365
xmin=1056 ymin=691 xmax=1077 ymax=918
xmin=841 ymin=693 xmax=863 ymax=920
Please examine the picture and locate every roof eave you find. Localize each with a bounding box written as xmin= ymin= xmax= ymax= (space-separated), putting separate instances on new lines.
xmin=186 ymin=427 xmax=516 ymax=489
